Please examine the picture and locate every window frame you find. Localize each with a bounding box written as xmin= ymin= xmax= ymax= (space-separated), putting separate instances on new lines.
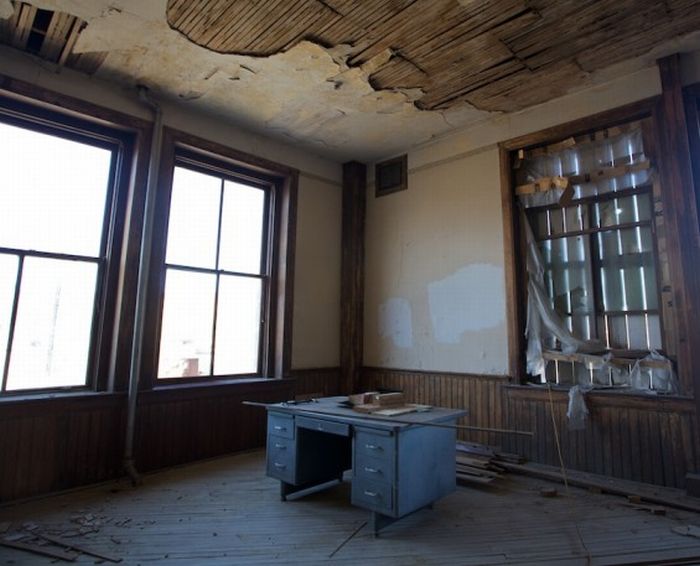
xmin=143 ymin=127 xmax=297 ymax=387
xmin=0 ymin=94 xmax=135 ymax=396
xmin=525 ymin=177 xmax=664 ymax=355
xmin=498 ymin=97 xmax=690 ymax=388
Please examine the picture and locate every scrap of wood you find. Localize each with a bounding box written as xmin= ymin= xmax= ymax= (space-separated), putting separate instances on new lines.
xmin=558 ymin=183 xmax=575 ymax=206
xmin=673 ymin=525 xmax=700 ymax=539
xmin=623 ymin=502 xmax=667 ymax=515
xmin=456 ymin=464 xmax=501 ymax=479
xmin=0 ymin=538 xmax=78 ymax=561
xmin=521 ymin=121 xmax=643 ymax=160
xmin=527 ymin=137 xmax=577 ymax=158
xmin=37 ymin=533 xmax=122 ymax=563
xmin=456 ymin=441 xmax=496 ymax=458
xmin=568 ymin=160 xmax=650 ymax=185
xmin=456 ymin=473 xmax=495 ymax=486
xmin=372 ymin=392 xmax=405 ymax=406
xmin=515 ymin=175 xmax=569 ymax=196
xmin=500 ymin=461 xmax=700 ymax=513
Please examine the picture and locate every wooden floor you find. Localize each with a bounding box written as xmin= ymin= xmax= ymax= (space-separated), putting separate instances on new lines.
xmin=2 ymin=450 xmax=700 ymax=565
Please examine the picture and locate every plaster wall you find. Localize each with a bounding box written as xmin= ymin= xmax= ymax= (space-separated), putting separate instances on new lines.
xmin=0 ymin=47 xmax=343 ymax=370
xmin=364 ymin=62 xmax=676 ymax=376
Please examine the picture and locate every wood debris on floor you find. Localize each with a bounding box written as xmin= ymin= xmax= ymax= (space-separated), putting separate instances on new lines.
xmin=455 ymin=440 xmax=524 ymax=486
xmin=2 ymin=450 xmax=700 ymax=564
xmin=0 ymin=518 xmax=122 ymax=563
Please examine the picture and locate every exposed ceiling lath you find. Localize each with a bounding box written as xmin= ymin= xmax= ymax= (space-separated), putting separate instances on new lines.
xmin=0 ymin=1 xmax=106 ymax=74
xmin=166 ymin=0 xmax=700 ymax=113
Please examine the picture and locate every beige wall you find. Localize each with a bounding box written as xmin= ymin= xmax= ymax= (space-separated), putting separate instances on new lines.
xmin=364 ymin=63 xmax=672 ymax=376
xmin=0 ymin=47 xmax=343 ymax=370
xmin=292 ymin=173 xmax=341 ymax=368
xmin=365 ymin=148 xmax=508 ymax=374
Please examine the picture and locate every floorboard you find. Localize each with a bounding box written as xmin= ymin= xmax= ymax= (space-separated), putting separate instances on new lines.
xmin=1 ymin=450 xmax=700 ymax=565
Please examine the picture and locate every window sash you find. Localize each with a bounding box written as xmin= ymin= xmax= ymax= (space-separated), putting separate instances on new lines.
xmin=155 ymin=159 xmax=272 ymax=380
xmin=0 ymin=108 xmax=123 ymax=394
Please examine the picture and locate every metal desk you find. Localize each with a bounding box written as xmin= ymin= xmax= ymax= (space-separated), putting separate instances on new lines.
xmin=265 ymin=396 xmax=467 ymax=534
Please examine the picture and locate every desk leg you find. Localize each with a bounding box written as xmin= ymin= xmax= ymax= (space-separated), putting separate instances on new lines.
xmin=370 ymin=503 xmax=435 ymax=536
xmin=370 ymin=512 xmax=397 ymax=537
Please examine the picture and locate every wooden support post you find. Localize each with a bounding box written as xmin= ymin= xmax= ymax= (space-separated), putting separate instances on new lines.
xmin=341 ymin=161 xmax=367 ymax=395
xmin=654 ymin=55 xmax=700 ymax=421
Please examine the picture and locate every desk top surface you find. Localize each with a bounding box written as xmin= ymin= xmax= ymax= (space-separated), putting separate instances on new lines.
xmin=267 ymin=396 xmax=467 ymax=430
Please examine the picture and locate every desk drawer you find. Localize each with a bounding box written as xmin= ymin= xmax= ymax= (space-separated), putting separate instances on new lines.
xmin=352 ymin=478 xmax=393 ymax=514
xmin=266 ymin=434 xmax=295 ymax=482
xmin=296 ymin=416 xmax=350 ymax=437
xmin=268 ymin=413 xmax=294 ymax=439
xmin=355 ymin=430 xmax=394 ymax=460
xmin=354 ymin=452 xmax=394 ymax=482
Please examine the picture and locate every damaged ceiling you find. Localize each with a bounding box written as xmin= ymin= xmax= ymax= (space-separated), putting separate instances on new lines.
xmin=1 ymin=0 xmax=700 ymax=161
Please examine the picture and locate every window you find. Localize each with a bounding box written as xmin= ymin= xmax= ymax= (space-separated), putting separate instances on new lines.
xmin=155 ymin=151 xmax=273 ymax=379
xmin=513 ymin=119 xmax=675 ymax=390
xmin=0 ymin=99 xmax=130 ymax=394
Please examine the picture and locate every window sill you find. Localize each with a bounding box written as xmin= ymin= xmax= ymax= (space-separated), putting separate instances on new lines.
xmin=151 ymin=376 xmax=293 ymax=391
xmin=142 ymin=376 xmax=295 ymax=403
xmin=503 ymin=383 xmax=695 ymax=411
xmin=0 ymin=388 xmax=118 ymax=403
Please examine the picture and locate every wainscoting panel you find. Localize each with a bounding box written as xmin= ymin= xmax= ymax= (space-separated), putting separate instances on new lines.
xmin=360 ymin=367 xmax=699 ymax=489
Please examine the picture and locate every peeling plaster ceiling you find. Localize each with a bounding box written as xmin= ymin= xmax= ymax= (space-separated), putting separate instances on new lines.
xmin=1 ymin=0 xmax=700 ymax=161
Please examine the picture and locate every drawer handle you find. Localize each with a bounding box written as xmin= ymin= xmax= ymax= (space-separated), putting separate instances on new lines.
xmin=273 ymin=425 xmax=287 ymax=432
xmin=273 ymin=462 xmax=286 ymax=469
xmin=274 ymin=443 xmax=286 ymax=449
xmin=364 ymin=466 xmax=380 ymax=474
xmin=363 ymin=490 xmax=378 ymax=498
xmin=365 ymin=443 xmax=383 ymax=451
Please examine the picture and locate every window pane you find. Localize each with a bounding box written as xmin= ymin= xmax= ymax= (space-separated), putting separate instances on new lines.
xmin=0 ymin=254 xmax=18 ymax=378
xmin=597 ymin=227 xmax=657 ymax=312
xmin=219 ymin=181 xmax=265 ymax=274
xmin=647 ymin=314 xmax=662 ymax=350
xmin=542 ymin=236 xmax=595 ymax=318
xmin=6 ymin=258 xmax=97 ymax=390
xmin=165 ymin=167 xmax=221 ymax=269
xmin=594 ymin=194 xmax=651 ymax=228
xmin=214 ymin=276 xmax=262 ymax=375
xmin=158 ymin=269 xmax=215 ymax=378
xmin=0 ymin=123 xmax=112 ymax=257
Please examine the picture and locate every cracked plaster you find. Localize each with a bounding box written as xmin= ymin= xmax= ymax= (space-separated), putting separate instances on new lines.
xmin=5 ymin=1 xmax=700 ymax=161
xmin=1 ymin=0 xmax=492 ymax=161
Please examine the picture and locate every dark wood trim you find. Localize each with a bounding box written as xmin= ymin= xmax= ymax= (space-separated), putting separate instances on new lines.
xmin=274 ymin=172 xmax=297 ymax=379
xmin=684 ymin=86 xmax=700 ymax=249
xmin=684 ymin=82 xmax=700 ymax=98
xmin=156 ymin=128 xmax=299 ymax=179
xmin=499 ymin=146 xmax=522 ymax=381
xmin=0 ymin=73 xmax=151 ymax=132
xmin=500 ymin=97 xmax=657 ymax=151
xmin=0 ymin=87 xmax=149 ymax=396
xmin=499 ymin=95 xmax=685 ymax=388
xmin=0 ymin=392 xmax=125 ymax=418
xmin=653 ymin=55 xmax=700 ymax=401
xmin=340 ymin=161 xmax=367 ymax=395
xmin=289 ymin=367 xmax=341 ymax=398
xmin=362 ymin=366 xmax=510 ymax=380
xmin=141 ymin=127 xmax=298 ymax=387
xmin=503 ymin=384 xmax=696 ymax=412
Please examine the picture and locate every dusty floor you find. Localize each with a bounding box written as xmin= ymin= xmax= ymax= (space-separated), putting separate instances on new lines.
xmin=1 ymin=450 xmax=700 ymax=565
